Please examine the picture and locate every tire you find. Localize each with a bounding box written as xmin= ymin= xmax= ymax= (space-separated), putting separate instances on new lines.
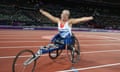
xmin=49 ymin=48 xmax=63 ymax=59
xmin=67 ymin=37 xmax=80 ymax=63
xmin=12 ymin=49 xmax=36 ymax=72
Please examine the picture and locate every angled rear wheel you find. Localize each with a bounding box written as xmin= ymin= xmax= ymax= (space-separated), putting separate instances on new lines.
xmin=67 ymin=37 xmax=80 ymax=63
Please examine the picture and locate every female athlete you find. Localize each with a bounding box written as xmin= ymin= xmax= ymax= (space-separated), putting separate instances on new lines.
xmin=39 ymin=9 xmax=93 ymax=48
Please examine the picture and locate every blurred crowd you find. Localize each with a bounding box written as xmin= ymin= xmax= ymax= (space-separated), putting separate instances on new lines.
xmin=0 ymin=4 xmax=120 ymax=30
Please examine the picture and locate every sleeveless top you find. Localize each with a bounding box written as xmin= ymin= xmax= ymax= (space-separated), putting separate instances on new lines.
xmin=58 ymin=21 xmax=72 ymax=38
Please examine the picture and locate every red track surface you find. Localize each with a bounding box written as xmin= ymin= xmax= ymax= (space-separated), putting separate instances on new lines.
xmin=0 ymin=29 xmax=120 ymax=72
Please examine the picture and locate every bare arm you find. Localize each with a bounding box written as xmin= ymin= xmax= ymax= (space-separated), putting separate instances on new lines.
xmin=69 ymin=16 xmax=94 ymax=24
xmin=40 ymin=9 xmax=59 ymax=23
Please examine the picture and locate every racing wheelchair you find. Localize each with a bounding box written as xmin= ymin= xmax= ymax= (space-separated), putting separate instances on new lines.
xmin=12 ymin=33 xmax=80 ymax=72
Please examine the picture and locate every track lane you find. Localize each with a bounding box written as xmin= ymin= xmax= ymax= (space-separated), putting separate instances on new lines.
xmin=0 ymin=30 xmax=120 ymax=72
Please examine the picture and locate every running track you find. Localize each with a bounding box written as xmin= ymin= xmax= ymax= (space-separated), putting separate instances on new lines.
xmin=0 ymin=29 xmax=120 ymax=72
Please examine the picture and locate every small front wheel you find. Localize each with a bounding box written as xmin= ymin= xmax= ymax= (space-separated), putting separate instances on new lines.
xmin=12 ymin=49 xmax=36 ymax=72
xmin=49 ymin=48 xmax=63 ymax=59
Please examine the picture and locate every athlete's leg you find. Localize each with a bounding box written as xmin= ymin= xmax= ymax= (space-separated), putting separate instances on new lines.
xmin=51 ymin=33 xmax=61 ymax=43
xmin=66 ymin=34 xmax=75 ymax=50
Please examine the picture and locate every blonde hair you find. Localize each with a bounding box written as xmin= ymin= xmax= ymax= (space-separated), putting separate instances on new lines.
xmin=62 ymin=9 xmax=70 ymax=15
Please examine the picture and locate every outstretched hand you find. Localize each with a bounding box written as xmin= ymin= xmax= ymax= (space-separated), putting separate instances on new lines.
xmin=39 ymin=9 xmax=44 ymax=13
xmin=92 ymin=10 xmax=100 ymax=20
xmin=87 ymin=10 xmax=100 ymax=25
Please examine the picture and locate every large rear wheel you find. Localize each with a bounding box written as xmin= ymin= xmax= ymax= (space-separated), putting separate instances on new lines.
xmin=67 ymin=37 xmax=80 ymax=63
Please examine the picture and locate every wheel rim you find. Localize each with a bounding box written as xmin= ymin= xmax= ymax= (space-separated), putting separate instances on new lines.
xmin=49 ymin=48 xmax=63 ymax=59
xmin=12 ymin=50 xmax=36 ymax=72
xmin=73 ymin=38 xmax=80 ymax=63
xmin=67 ymin=37 xmax=80 ymax=63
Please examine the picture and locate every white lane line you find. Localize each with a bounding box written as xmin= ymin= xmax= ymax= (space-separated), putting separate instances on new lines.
xmin=1 ymin=38 xmax=120 ymax=41
xmin=0 ymin=39 xmax=119 ymax=43
xmin=0 ymin=40 xmax=120 ymax=42
xmin=0 ymin=54 xmax=48 ymax=59
xmin=80 ymin=40 xmax=120 ymax=41
xmin=0 ymin=35 xmax=46 ymax=36
xmin=0 ymin=44 xmax=120 ymax=49
xmin=41 ymin=34 xmax=120 ymax=40
xmin=79 ymin=34 xmax=120 ymax=40
xmin=0 ymin=33 xmax=120 ymax=41
xmin=82 ymin=43 xmax=120 ymax=46
xmin=0 ymin=41 xmax=49 ymax=43
xmin=0 ymin=46 xmax=40 ymax=49
xmin=96 ymin=35 xmax=120 ymax=40
xmin=0 ymin=43 xmax=120 ymax=49
xmin=81 ymin=50 xmax=120 ymax=54
xmin=0 ymin=38 xmax=44 ymax=39
xmin=0 ymin=34 xmax=117 ymax=39
xmin=1 ymin=49 xmax=120 ymax=59
xmin=57 ymin=63 xmax=120 ymax=72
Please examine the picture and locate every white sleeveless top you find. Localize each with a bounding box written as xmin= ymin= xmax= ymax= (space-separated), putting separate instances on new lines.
xmin=58 ymin=21 xmax=72 ymax=38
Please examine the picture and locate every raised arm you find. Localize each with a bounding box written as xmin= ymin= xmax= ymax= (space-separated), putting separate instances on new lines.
xmin=39 ymin=9 xmax=59 ymax=23
xmin=69 ymin=16 xmax=94 ymax=24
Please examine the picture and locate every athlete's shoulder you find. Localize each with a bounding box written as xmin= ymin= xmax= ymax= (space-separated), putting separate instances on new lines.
xmin=68 ymin=18 xmax=74 ymax=24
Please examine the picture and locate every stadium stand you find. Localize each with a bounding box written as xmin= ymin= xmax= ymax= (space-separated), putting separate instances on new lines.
xmin=0 ymin=1 xmax=120 ymax=30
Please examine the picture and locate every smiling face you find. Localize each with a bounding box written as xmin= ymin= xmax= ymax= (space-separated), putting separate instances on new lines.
xmin=61 ymin=10 xmax=70 ymax=22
